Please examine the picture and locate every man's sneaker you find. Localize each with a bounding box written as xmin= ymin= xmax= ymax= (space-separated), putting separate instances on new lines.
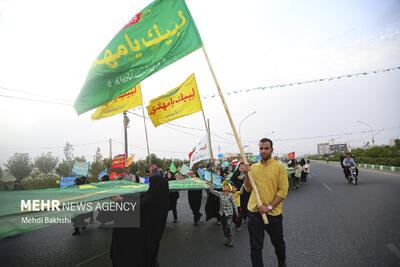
xmin=227 ymin=239 xmax=233 ymax=248
xmin=216 ymin=220 xmax=221 ymax=225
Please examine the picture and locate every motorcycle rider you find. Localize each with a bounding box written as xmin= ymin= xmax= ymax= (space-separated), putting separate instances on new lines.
xmin=342 ymin=153 xmax=358 ymax=179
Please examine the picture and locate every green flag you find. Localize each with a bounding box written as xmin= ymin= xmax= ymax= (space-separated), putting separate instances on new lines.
xmin=74 ymin=0 xmax=203 ymax=114
xmin=169 ymin=161 xmax=176 ymax=173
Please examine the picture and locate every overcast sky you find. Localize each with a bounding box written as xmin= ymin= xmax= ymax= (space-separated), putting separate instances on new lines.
xmin=0 ymin=0 xmax=399 ymax=166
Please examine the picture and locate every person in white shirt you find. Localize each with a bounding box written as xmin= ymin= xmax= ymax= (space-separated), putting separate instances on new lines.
xmin=302 ymin=160 xmax=310 ymax=183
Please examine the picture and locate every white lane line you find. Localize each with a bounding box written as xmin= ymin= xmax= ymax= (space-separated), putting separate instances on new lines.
xmin=386 ymin=243 xmax=400 ymax=259
xmin=323 ymin=183 xmax=333 ymax=191
xmin=76 ymin=250 xmax=109 ymax=267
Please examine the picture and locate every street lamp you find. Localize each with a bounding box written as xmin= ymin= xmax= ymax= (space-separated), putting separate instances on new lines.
xmin=239 ymin=111 xmax=257 ymax=144
xmin=356 ymin=120 xmax=374 ymax=146
xmin=265 ymin=131 xmax=275 ymax=137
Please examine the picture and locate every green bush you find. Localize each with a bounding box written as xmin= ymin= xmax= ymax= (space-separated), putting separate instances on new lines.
xmin=21 ymin=173 xmax=60 ymax=190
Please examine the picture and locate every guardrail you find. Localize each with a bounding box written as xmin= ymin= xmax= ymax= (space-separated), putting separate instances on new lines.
xmin=310 ymin=160 xmax=400 ymax=173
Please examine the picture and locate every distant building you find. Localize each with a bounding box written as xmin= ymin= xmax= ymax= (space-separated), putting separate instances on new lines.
xmin=223 ymin=152 xmax=253 ymax=160
xmin=329 ymin=144 xmax=348 ymax=153
xmin=389 ymin=139 xmax=396 ymax=146
xmin=317 ymin=143 xmax=330 ymax=155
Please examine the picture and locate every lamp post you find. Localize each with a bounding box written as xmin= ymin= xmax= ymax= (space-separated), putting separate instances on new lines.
xmin=265 ymin=131 xmax=275 ymax=137
xmin=239 ymin=111 xmax=257 ymax=144
xmin=356 ymin=120 xmax=374 ymax=147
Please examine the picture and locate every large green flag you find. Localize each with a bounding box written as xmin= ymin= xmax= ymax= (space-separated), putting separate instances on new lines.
xmin=74 ymin=0 xmax=203 ymax=114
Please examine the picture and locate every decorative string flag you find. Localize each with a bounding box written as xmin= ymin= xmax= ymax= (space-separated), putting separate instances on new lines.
xmin=74 ymin=0 xmax=202 ymax=114
xmin=147 ymin=73 xmax=203 ymax=127
xmin=91 ymin=84 xmax=142 ymax=120
xmin=198 ymin=65 xmax=400 ymax=99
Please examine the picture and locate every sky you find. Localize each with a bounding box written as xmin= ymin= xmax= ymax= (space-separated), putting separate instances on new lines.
xmin=0 ymin=0 xmax=399 ymax=166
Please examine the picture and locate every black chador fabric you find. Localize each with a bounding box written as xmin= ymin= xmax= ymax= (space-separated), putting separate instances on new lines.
xmin=111 ymin=175 xmax=169 ymax=267
xmin=205 ymin=189 xmax=220 ymax=221
xmin=230 ymin=168 xmax=244 ymax=188
xmin=166 ymin=175 xmax=179 ymax=211
xmin=188 ymin=190 xmax=202 ymax=219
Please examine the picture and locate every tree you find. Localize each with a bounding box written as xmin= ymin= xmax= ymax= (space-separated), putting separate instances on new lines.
xmin=56 ymin=142 xmax=75 ymax=177
xmin=395 ymin=139 xmax=400 ymax=151
xmin=4 ymin=153 xmax=33 ymax=180
xmin=0 ymin=166 xmax=3 ymax=179
xmin=63 ymin=142 xmax=74 ymax=162
xmin=90 ymin=147 xmax=106 ymax=181
xmin=34 ymin=152 xmax=59 ymax=174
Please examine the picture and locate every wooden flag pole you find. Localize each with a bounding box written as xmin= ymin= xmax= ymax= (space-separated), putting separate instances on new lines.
xmin=201 ymin=44 xmax=268 ymax=224
xmin=207 ymin=118 xmax=216 ymax=171
xmin=200 ymin=108 xmax=216 ymax=170
xmin=141 ymin=104 xmax=152 ymax=176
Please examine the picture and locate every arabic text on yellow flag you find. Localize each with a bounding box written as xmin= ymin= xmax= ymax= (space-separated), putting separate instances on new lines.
xmin=91 ymin=84 xmax=142 ymax=120
xmin=147 ymin=74 xmax=202 ymax=127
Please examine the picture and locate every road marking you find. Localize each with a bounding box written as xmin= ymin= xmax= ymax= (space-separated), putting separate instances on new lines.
xmin=386 ymin=243 xmax=400 ymax=259
xmin=323 ymin=183 xmax=333 ymax=191
xmin=76 ymin=250 xmax=109 ymax=267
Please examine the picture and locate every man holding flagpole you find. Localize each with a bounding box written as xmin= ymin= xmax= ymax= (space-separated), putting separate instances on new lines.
xmin=243 ymin=138 xmax=289 ymax=267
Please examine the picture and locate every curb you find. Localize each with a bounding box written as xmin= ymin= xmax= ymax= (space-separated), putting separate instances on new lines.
xmin=309 ymin=160 xmax=400 ymax=173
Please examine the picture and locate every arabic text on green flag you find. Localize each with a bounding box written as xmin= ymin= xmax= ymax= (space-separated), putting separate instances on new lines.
xmin=74 ymin=0 xmax=203 ymax=114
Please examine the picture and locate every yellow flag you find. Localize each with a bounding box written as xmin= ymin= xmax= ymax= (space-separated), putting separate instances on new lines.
xmin=91 ymin=84 xmax=142 ymax=120
xmin=147 ymin=74 xmax=203 ymax=127
xmin=125 ymin=154 xmax=135 ymax=167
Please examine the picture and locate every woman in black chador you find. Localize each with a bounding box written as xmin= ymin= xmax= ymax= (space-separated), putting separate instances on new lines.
xmin=111 ymin=175 xmax=169 ymax=267
xmin=187 ymin=171 xmax=202 ymax=225
xmin=165 ymin=171 xmax=179 ymax=223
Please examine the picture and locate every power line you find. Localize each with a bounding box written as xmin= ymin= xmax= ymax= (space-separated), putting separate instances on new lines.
xmin=126 ymin=110 xmax=233 ymax=143
xmin=246 ymin=126 xmax=400 ymax=143
xmin=0 ymin=86 xmax=74 ymax=104
xmin=0 ymin=140 xmax=109 ymax=151
xmin=0 ymin=94 xmax=73 ymax=106
xmin=113 ymin=140 xmax=188 ymax=154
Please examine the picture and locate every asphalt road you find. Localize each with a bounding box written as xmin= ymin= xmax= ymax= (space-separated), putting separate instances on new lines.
xmin=1 ymin=161 xmax=400 ymax=267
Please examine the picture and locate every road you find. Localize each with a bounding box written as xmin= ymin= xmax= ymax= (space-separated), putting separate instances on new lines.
xmin=1 ymin=161 xmax=399 ymax=266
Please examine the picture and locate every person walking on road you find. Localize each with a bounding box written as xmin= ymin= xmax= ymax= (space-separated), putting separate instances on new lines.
xmin=188 ymin=171 xmax=203 ymax=225
xmin=208 ymin=180 xmax=238 ymax=248
xmin=110 ymin=175 xmax=169 ymax=267
xmin=166 ymin=171 xmax=179 ymax=223
xmin=243 ymin=138 xmax=289 ymax=267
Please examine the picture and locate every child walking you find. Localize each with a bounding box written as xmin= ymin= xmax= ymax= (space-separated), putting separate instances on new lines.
xmin=231 ymin=183 xmax=244 ymax=230
xmin=208 ymin=180 xmax=238 ymax=247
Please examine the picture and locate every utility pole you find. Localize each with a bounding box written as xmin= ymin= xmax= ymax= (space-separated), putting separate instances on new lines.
xmin=109 ymin=138 xmax=112 ymax=159
xmin=123 ymin=111 xmax=130 ymax=157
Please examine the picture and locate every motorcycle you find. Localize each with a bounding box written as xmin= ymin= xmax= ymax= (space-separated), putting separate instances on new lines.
xmin=348 ymin=166 xmax=358 ymax=185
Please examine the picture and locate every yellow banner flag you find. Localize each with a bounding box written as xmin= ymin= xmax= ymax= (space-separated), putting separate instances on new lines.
xmin=91 ymin=84 xmax=142 ymax=120
xmin=147 ymin=74 xmax=203 ymax=127
xmin=125 ymin=154 xmax=135 ymax=167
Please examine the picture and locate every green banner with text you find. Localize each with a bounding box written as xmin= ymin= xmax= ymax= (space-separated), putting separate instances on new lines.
xmin=74 ymin=0 xmax=203 ymax=114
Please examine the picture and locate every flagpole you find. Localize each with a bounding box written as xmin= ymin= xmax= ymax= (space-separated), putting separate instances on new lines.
xmin=201 ymin=44 xmax=268 ymax=224
xmin=207 ymin=119 xmax=216 ymax=171
xmin=200 ymin=109 xmax=216 ymax=171
xmin=141 ymin=104 xmax=152 ymax=176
